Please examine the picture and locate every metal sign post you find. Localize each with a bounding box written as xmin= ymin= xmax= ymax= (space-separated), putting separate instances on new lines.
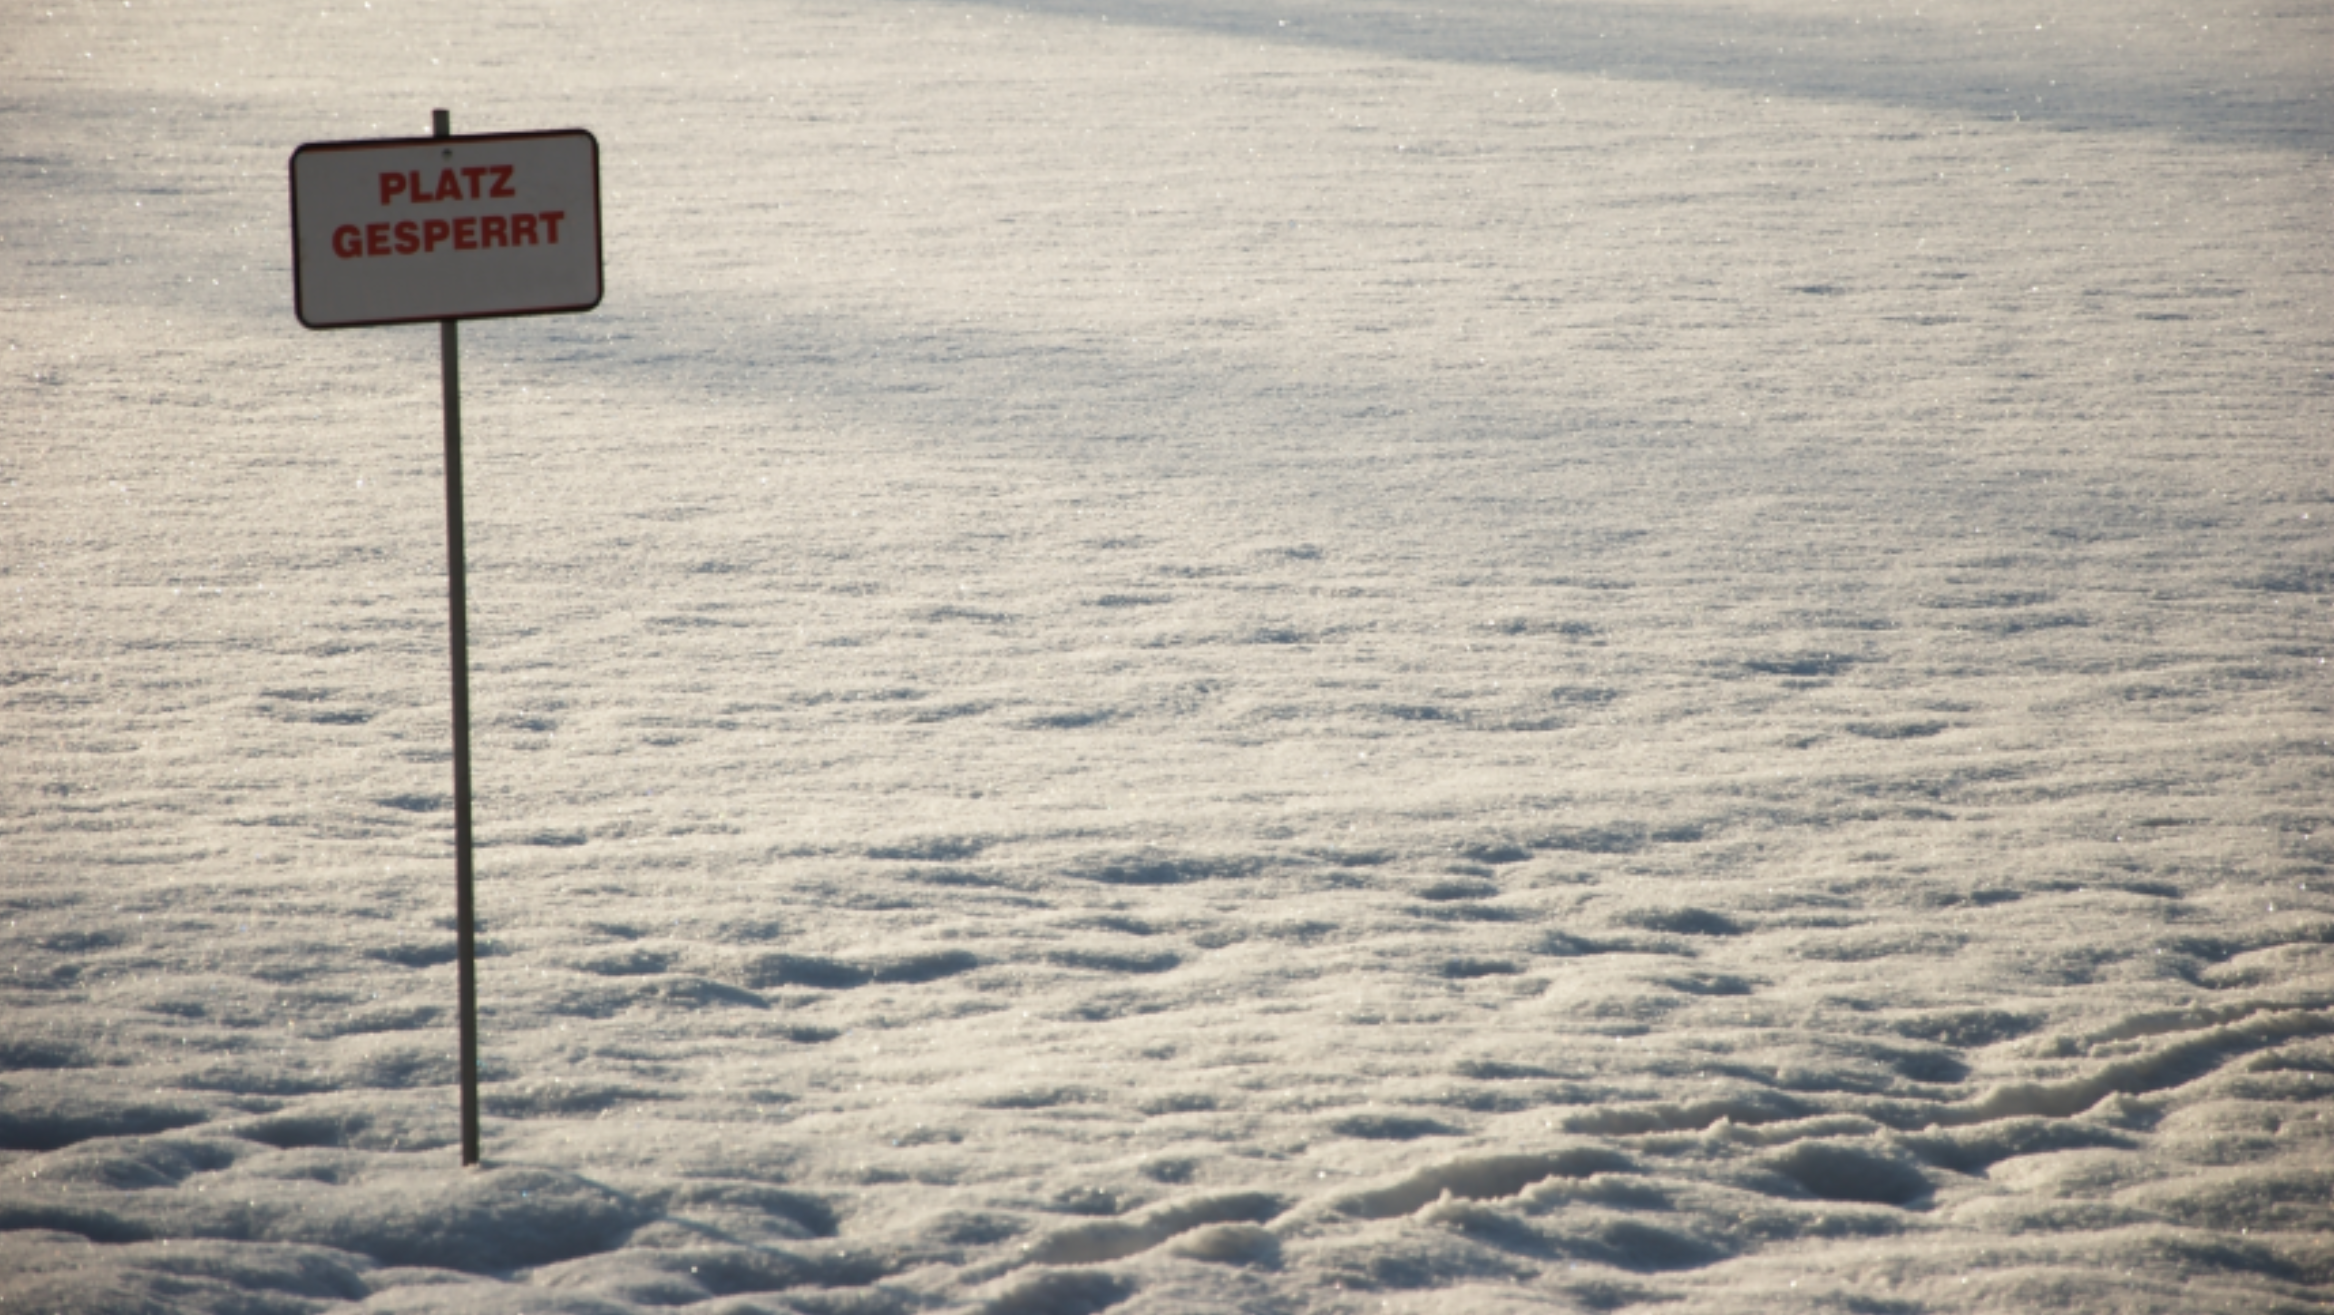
xmin=290 ymin=109 xmax=602 ymax=1167
xmin=433 ymin=104 xmax=482 ymax=1167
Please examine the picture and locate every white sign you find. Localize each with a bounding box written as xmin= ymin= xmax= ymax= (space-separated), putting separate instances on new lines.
xmin=291 ymin=129 xmax=601 ymax=329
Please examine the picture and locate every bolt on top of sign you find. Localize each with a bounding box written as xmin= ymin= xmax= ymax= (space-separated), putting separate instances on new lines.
xmin=291 ymin=129 xmax=601 ymax=329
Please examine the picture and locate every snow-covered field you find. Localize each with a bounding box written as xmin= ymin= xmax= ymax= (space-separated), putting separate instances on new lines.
xmin=6 ymin=1 xmax=2332 ymax=1310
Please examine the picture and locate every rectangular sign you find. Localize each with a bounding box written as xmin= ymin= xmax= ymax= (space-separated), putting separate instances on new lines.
xmin=290 ymin=129 xmax=601 ymax=329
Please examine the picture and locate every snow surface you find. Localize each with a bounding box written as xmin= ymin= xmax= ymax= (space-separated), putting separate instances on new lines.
xmin=5 ymin=1 xmax=2332 ymax=1311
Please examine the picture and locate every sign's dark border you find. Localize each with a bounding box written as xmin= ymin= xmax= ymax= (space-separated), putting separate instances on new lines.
xmin=290 ymin=128 xmax=603 ymax=330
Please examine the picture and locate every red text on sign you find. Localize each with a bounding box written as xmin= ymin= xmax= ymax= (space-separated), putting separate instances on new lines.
xmin=378 ymin=165 xmax=519 ymax=206
xmin=331 ymin=212 xmax=566 ymax=259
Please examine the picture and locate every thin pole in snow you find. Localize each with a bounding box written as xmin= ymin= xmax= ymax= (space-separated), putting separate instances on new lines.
xmin=433 ymin=106 xmax=483 ymax=1170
